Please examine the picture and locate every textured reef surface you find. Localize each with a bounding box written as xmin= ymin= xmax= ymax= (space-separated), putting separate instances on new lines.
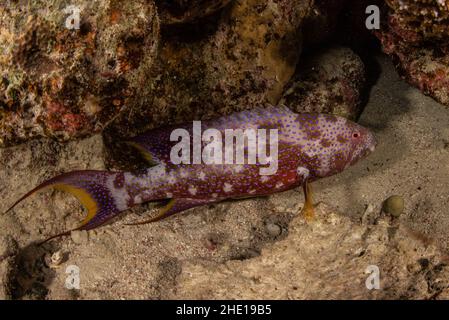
xmin=281 ymin=46 xmax=365 ymax=120
xmin=377 ymin=0 xmax=449 ymax=106
xmin=0 ymin=0 xmax=159 ymax=147
xmin=156 ymin=0 xmax=233 ymax=24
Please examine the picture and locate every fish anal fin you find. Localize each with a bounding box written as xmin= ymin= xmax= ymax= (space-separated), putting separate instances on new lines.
xmin=126 ymin=198 xmax=217 ymax=226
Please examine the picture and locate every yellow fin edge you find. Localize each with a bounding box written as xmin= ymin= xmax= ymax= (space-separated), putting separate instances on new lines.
xmin=53 ymin=184 xmax=98 ymax=227
xmin=126 ymin=199 xmax=176 ymax=225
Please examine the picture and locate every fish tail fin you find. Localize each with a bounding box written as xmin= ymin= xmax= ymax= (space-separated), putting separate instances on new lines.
xmin=5 ymin=170 xmax=129 ymax=242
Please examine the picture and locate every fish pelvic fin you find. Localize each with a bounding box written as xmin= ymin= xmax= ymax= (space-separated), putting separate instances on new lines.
xmin=5 ymin=171 xmax=128 ymax=242
xmin=126 ymin=198 xmax=219 ymax=226
xmin=301 ymin=179 xmax=315 ymax=221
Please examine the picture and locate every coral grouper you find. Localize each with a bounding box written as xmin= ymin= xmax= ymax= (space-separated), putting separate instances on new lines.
xmin=6 ymin=106 xmax=376 ymax=242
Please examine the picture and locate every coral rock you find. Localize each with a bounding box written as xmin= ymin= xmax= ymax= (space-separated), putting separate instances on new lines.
xmin=303 ymin=0 xmax=348 ymax=47
xmin=281 ymin=46 xmax=366 ymax=120
xmin=0 ymin=0 xmax=159 ymax=147
xmin=385 ymin=0 xmax=449 ymax=43
xmin=377 ymin=32 xmax=449 ymax=107
xmin=377 ymin=0 xmax=449 ymax=107
xmin=106 ymin=0 xmax=312 ymax=143
xmin=0 ymin=236 xmax=18 ymax=300
xmin=156 ymin=0 xmax=232 ymax=24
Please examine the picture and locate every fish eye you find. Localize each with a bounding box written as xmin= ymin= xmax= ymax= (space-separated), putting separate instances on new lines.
xmin=352 ymin=132 xmax=360 ymax=139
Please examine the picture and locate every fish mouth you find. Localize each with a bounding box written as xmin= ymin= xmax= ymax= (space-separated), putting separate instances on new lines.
xmin=366 ymin=131 xmax=377 ymax=153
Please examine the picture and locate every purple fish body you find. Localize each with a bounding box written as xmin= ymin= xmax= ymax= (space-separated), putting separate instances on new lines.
xmin=6 ymin=106 xmax=376 ymax=238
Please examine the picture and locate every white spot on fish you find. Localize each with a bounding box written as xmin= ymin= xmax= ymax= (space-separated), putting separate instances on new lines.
xmin=249 ymin=189 xmax=256 ymax=194
xmin=180 ymin=168 xmax=189 ymax=178
xmin=275 ymin=182 xmax=284 ymax=189
xmin=223 ymin=183 xmax=233 ymax=193
xmin=188 ymin=186 xmax=197 ymax=195
xmin=106 ymin=175 xmax=130 ymax=211
xmin=167 ymin=173 xmax=177 ymax=184
xmin=260 ymin=176 xmax=270 ymax=183
xmin=198 ymin=171 xmax=206 ymax=181
xmin=166 ymin=192 xmax=173 ymax=198
xmin=296 ymin=167 xmax=310 ymax=179
xmin=212 ymin=193 xmax=218 ymax=198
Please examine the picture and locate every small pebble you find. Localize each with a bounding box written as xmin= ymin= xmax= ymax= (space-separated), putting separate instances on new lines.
xmin=70 ymin=230 xmax=89 ymax=244
xmin=383 ymin=195 xmax=404 ymax=217
xmin=361 ymin=203 xmax=375 ymax=224
xmin=274 ymin=206 xmax=286 ymax=212
xmin=0 ymin=235 xmax=18 ymax=258
xmin=265 ymin=222 xmax=282 ymax=237
xmin=51 ymin=251 xmax=64 ymax=265
xmin=47 ymin=250 xmax=65 ymax=268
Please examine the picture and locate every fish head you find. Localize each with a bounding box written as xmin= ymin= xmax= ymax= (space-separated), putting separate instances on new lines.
xmin=345 ymin=119 xmax=377 ymax=165
xmin=298 ymin=113 xmax=376 ymax=178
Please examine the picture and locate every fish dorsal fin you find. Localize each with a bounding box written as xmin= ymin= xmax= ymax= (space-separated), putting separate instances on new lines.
xmin=211 ymin=105 xmax=295 ymax=129
xmin=128 ymin=105 xmax=296 ymax=164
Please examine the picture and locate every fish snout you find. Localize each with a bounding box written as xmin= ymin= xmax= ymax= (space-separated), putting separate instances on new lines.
xmin=366 ymin=130 xmax=377 ymax=153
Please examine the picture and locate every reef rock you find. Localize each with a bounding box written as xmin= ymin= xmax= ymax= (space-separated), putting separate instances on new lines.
xmin=385 ymin=0 xmax=449 ymax=44
xmin=106 ymin=0 xmax=312 ymax=143
xmin=281 ymin=46 xmax=366 ymax=120
xmin=172 ymin=204 xmax=449 ymax=299
xmin=377 ymin=31 xmax=449 ymax=107
xmin=303 ymin=0 xmax=347 ymax=47
xmin=377 ymin=0 xmax=449 ymax=107
xmin=0 ymin=236 xmax=18 ymax=300
xmin=156 ymin=0 xmax=232 ymax=24
xmin=0 ymin=0 xmax=159 ymax=147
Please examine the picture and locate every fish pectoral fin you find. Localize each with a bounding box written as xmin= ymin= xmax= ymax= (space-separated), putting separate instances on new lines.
xmin=126 ymin=198 xmax=218 ymax=226
xmin=125 ymin=141 xmax=160 ymax=167
xmin=127 ymin=126 xmax=179 ymax=166
xmin=300 ymin=179 xmax=315 ymax=221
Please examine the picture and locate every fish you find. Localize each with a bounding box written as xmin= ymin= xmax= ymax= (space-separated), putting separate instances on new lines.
xmin=4 ymin=106 xmax=376 ymax=242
